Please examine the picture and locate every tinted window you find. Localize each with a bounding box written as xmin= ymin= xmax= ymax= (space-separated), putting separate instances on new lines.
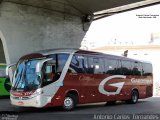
xmin=98 ymin=58 xmax=105 ymax=74
xmin=105 ymin=59 xmax=121 ymax=75
xmin=69 ymin=54 xmax=88 ymax=73
xmin=88 ymin=57 xmax=105 ymax=74
xmin=121 ymin=60 xmax=133 ymax=75
xmin=57 ymin=54 xmax=69 ymax=72
xmin=142 ymin=63 xmax=152 ymax=76
xmin=132 ymin=62 xmax=142 ymax=75
xmin=43 ymin=61 xmax=56 ymax=85
xmin=49 ymin=54 xmax=69 ymax=73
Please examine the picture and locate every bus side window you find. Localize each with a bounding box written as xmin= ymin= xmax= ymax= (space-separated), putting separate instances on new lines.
xmin=115 ymin=60 xmax=121 ymax=74
xmin=56 ymin=54 xmax=69 ymax=79
xmin=88 ymin=57 xmax=105 ymax=74
xmin=105 ymin=59 xmax=113 ymax=74
xmin=87 ymin=56 xmax=94 ymax=74
xmin=68 ymin=55 xmax=78 ymax=73
xmin=82 ymin=55 xmax=88 ymax=73
xmin=68 ymin=54 xmax=87 ymax=73
xmin=121 ymin=60 xmax=133 ymax=75
xmin=105 ymin=59 xmax=121 ymax=75
xmin=45 ymin=65 xmax=52 ymax=81
xmin=142 ymin=63 xmax=153 ymax=76
xmin=132 ymin=62 xmax=142 ymax=76
xmin=43 ymin=61 xmax=56 ymax=86
xmin=57 ymin=54 xmax=69 ymax=73
xmin=45 ymin=64 xmax=56 ymax=79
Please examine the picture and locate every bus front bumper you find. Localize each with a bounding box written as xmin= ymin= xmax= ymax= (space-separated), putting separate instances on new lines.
xmin=10 ymin=95 xmax=44 ymax=108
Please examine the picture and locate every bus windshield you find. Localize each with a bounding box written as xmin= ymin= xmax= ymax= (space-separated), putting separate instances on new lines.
xmin=12 ymin=53 xmax=69 ymax=91
xmin=12 ymin=59 xmax=42 ymax=91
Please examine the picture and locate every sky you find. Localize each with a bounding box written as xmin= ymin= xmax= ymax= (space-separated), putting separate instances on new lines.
xmin=84 ymin=4 xmax=160 ymax=48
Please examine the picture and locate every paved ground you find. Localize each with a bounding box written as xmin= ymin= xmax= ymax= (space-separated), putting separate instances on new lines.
xmin=0 ymin=97 xmax=160 ymax=120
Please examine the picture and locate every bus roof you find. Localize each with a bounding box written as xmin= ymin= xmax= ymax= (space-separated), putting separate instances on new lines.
xmin=76 ymin=49 xmax=151 ymax=64
xmin=20 ymin=48 xmax=151 ymax=64
xmin=38 ymin=48 xmax=78 ymax=55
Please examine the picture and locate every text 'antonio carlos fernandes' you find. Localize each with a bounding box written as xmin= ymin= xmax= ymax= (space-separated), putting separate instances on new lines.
xmin=93 ymin=114 xmax=159 ymax=120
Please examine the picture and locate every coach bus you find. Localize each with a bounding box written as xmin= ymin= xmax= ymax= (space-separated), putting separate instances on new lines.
xmin=0 ymin=64 xmax=11 ymax=97
xmin=6 ymin=49 xmax=153 ymax=110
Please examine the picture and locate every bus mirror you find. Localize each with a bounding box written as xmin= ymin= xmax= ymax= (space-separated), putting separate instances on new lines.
xmin=6 ymin=63 xmax=16 ymax=77
xmin=36 ymin=58 xmax=53 ymax=73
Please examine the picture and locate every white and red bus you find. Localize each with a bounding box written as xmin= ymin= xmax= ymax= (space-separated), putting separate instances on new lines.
xmin=7 ymin=49 xmax=153 ymax=110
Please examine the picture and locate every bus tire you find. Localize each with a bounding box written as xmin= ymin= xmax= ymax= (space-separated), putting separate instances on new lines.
xmin=126 ymin=90 xmax=139 ymax=104
xmin=63 ymin=94 xmax=77 ymax=111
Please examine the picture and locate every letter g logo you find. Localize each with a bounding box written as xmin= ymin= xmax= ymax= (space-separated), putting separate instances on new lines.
xmin=98 ymin=75 xmax=126 ymax=95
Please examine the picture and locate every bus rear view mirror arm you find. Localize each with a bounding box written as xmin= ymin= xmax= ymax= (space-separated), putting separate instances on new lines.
xmin=36 ymin=58 xmax=53 ymax=73
xmin=6 ymin=63 xmax=16 ymax=77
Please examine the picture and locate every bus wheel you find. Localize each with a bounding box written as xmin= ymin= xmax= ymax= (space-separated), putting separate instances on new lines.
xmin=63 ymin=94 xmax=77 ymax=111
xmin=126 ymin=90 xmax=139 ymax=104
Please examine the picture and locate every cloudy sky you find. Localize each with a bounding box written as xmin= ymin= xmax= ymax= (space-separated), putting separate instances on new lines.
xmin=85 ymin=4 xmax=160 ymax=48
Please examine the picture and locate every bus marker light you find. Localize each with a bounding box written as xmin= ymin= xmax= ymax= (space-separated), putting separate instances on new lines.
xmin=56 ymin=96 xmax=61 ymax=100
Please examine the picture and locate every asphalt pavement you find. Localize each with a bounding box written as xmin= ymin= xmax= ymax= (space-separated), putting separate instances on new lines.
xmin=0 ymin=97 xmax=160 ymax=120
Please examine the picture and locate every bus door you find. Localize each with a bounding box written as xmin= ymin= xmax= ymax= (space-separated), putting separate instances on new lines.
xmin=37 ymin=58 xmax=59 ymax=104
